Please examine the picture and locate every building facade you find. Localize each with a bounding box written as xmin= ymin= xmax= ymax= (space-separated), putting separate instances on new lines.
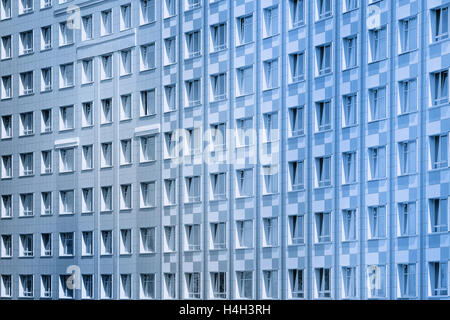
xmin=0 ymin=0 xmax=449 ymax=300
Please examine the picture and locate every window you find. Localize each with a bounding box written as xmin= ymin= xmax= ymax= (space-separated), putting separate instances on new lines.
xmin=211 ymin=272 xmax=226 ymax=299
xmin=398 ymin=202 xmax=416 ymax=236
xmin=263 ymin=59 xmax=278 ymax=89
xmin=315 ymin=101 xmax=331 ymax=131
xmin=140 ymin=89 xmax=156 ymax=116
xmin=289 ymin=0 xmax=304 ymax=28
xmin=186 ymin=176 xmax=200 ymax=202
xmin=210 ymin=123 xmax=226 ymax=153
xmin=317 ymin=0 xmax=331 ymax=20
xmin=164 ymin=85 xmax=176 ymax=112
xmin=262 ymin=165 xmax=278 ymax=194
xmin=59 ymin=63 xmax=74 ymax=88
xmin=1 ymin=155 xmax=12 ymax=179
xmin=236 ymin=220 xmax=253 ymax=248
xmin=211 ymin=173 xmax=226 ymax=200
xmin=262 ymin=218 xmax=278 ymax=247
xmin=236 ymin=169 xmax=253 ymax=197
xmin=1 ymin=35 xmax=12 ymax=59
xmin=399 ymin=79 xmax=417 ymax=114
xmin=19 ymin=275 xmax=33 ymax=298
xmin=342 ymin=267 xmax=356 ymax=298
xmin=164 ymin=0 xmax=175 ymax=18
xmin=140 ymin=0 xmax=155 ymax=25
xmin=1 ymin=75 xmax=11 ymax=99
xmin=368 ymin=206 xmax=386 ymax=239
xmin=0 ymin=0 xmax=11 ymax=20
xmin=19 ymin=153 xmax=34 ymax=176
xmin=82 ymin=59 xmax=93 ymax=84
xmin=341 ymin=94 xmax=357 ymax=128
xmin=185 ymin=273 xmax=200 ymax=299
xmin=236 ymin=271 xmax=253 ymax=299
xmin=316 ymin=44 xmax=332 ymax=76
xmin=101 ymin=99 xmax=113 ymax=124
xmin=185 ymin=224 xmax=200 ymax=251
xmin=140 ymin=227 xmax=155 ymax=253
xmin=368 ymin=146 xmax=386 ymax=180
xmin=186 ymin=0 xmax=200 ymax=10
xmin=1 ymin=195 xmax=12 ymax=218
xmin=210 ymin=222 xmax=226 ymax=249
xmin=140 ymin=182 xmax=155 ymax=208
xmin=429 ymin=198 xmax=448 ymax=233
xmin=19 ymin=112 xmax=33 ymax=136
xmin=20 ymin=71 xmax=34 ymax=95
xmin=315 ymin=156 xmax=331 ymax=187
xmin=120 ymin=94 xmax=132 ymax=120
xmin=59 ymin=148 xmax=74 ymax=173
xmin=315 ymin=212 xmax=331 ymax=243
xmin=211 ymin=73 xmax=226 ymax=100
xmin=367 ymin=265 xmax=386 ymax=298
xmin=41 ymin=0 xmax=51 ymax=8
xmin=41 ymin=275 xmax=51 ymax=298
xmin=100 ymin=275 xmax=113 ymax=299
xmin=289 ymin=269 xmax=304 ymax=298
xmin=432 ymin=7 xmax=449 ymax=42
xmin=236 ymin=118 xmax=254 ymax=148
xmin=120 ymin=139 xmax=132 ymax=165
xmin=59 ymin=190 xmax=74 ymax=215
xmin=368 ymin=87 xmax=386 ymax=121
xmin=101 ymin=230 xmax=113 ymax=255
xmin=163 ymin=132 xmax=176 ymax=158
xmin=19 ymin=193 xmax=33 ymax=217
xmin=397 ymin=264 xmax=416 ymax=298
xmin=164 ymin=226 xmax=176 ymax=252
xmin=140 ymin=135 xmax=156 ymax=162
xmin=120 ymin=50 xmax=132 ymax=76
xmin=0 ymin=275 xmax=11 ymax=297
xmin=186 ymin=128 xmax=200 ymax=155
xmin=368 ymin=27 xmax=387 ymax=62
xmin=342 ymin=209 xmax=356 ymax=241
xmin=119 ymin=274 xmax=132 ymax=299
xmin=430 ymin=134 xmax=449 ymax=169
xmin=432 ymin=70 xmax=449 ymax=105
xmin=19 ymin=0 xmax=33 ymax=14
xmin=100 ymin=10 xmax=112 ymax=36
xmin=1 ymin=115 xmax=12 ymax=138
xmin=185 ymin=30 xmax=201 ymax=58
xmin=82 ymin=145 xmax=93 ymax=170
xmin=140 ymin=274 xmax=155 ymax=299
xmin=120 ymin=229 xmax=132 ymax=254
xmin=289 ymin=52 xmax=305 ymax=82
xmin=140 ymin=43 xmax=155 ymax=71
xmin=289 ymin=215 xmax=304 ymax=244
xmin=81 ymin=15 xmax=93 ymax=41
xmin=429 ymin=262 xmax=448 ymax=296
xmin=81 ymin=188 xmax=93 ymax=213
xmin=81 ymin=231 xmax=93 ymax=255
xmin=342 ymin=152 xmax=356 ymax=184
xmin=343 ymin=36 xmax=357 ymax=69
xmin=19 ymin=30 xmax=33 ymax=55
xmin=41 ymin=150 xmax=52 ymax=174
xmin=262 ymin=270 xmax=278 ymax=299
xmin=59 ymin=232 xmax=73 ymax=256
xmin=20 ymin=234 xmax=33 ymax=257
xmin=263 ymin=6 xmax=278 ymax=37
xmin=41 ymin=192 xmax=52 ymax=215
xmin=237 ymin=15 xmax=253 ymax=45
xmin=1 ymin=235 xmax=12 ymax=257
xmin=164 ymin=273 xmax=176 ymax=299
xmin=343 ymin=0 xmax=358 ymax=12
xmin=101 ymin=186 xmax=112 ymax=212
xmin=211 ymin=23 xmax=226 ymax=51
xmin=120 ymin=4 xmax=131 ymax=31
xmin=101 ymin=54 xmax=113 ymax=80
xmin=59 ymin=22 xmax=73 ymax=46
xmin=40 ymin=67 xmax=52 ymax=92
xmin=184 ymin=79 xmax=202 ymax=106
xmin=315 ymin=268 xmax=331 ymax=298
xmin=80 ymin=102 xmax=93 ymax=127
xmin=82 ymin=275 xmax=93 ymax=299
xmin=399 ymin=17 xmax=417 ymax=53
xmin=59 ymin=275 xmax=73 ymax=299
xmin=164 ymin=179 xmax=176 ymax=205
xmin=164 ymin=37 xmax=176 ymax=65
xmin=398 ymin=141 xmax=416 ymax=175
xmin=236 ymin=66 xmax=253 ymax=95
xmin=59 ymin=105 xmax=74 ymax=131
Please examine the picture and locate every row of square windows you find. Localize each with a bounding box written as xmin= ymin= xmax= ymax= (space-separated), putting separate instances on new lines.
xmin=0 ymin=262 xmax=449 ymax=299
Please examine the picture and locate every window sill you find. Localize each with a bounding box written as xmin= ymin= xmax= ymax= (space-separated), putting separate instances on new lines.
xmin=119 ymin=253 xmax=132 ymax=257
xmin=343 ymin=7 xmax=359 ymax=15
xmin=397 ymin=110 xmax=418 ymax=117
xmin=262 ymin=192 xmax=279 ymax=197
xmin=59 ymin=128 xmax=75 ymax=133
xmin=18 ymin=11 xmax=34 ymax=17
xmin=119 ymin=73 xmax=133 ymax=78
xmin=184 ymin=201 xmax=202 ymax=205
xmin=59 ymin=171 xmax=75 ymax=175
xmin=211 ymin=97 xmax=228 ymax=103
xmin=428 ymin=167 xmax=450 ymax=173
xmin=184 ymin=5 xmax=202 ymax=13
xmin=368 ymin=117 xmax=388 ymax=124
xmin=18 ymin=214 xmax=34 ymax=218
xmin=59 ymin=85 xmax=75 ymax=91
xmin=140 ymin=206 xmax=156 ymax=210
xmin=315 ymin=72 xmax=333 ymax=79
xmin=397 ymin=172 xmax=417 ymax=177
xmin=430 ymin=38 xmax=450 ymax=46
xmin=100 ymin=210 xmax=113 ymax=214
xmin=288 ymin=23 xmax=306 ymax=32
xmin=367 ymin=178 xmax=387 ymax=182
xmin=81 ymin=254 xmax=94 ymax=258
xmin=164 ymin=203 xmax=177 ymax=208
xmin=397 ymin=234 xmax=417 ymax=239
xmin=164 ymin=14 xmax=177 ymax=20
xmin=81 ymin=81 xmax=94 ymax=87
xmin=184 ymin=55 xmax=202 ymax=62
xmin=342 ymin=65 xmax=359 ymax=72
xmin=368 ymin=237 xmax=387 ymax=241
xmin=184 ymin=103 xmax=202 ymax=109
xmin=288 ymin=188 xmax=305 ymax=193
xmin=368 ymin=57 xmax=388 ymax=65
xmin=209 ymin=247 xmax=227 ymax=252
xmin=315 ymin=128 xmax=333 ymax=134
xmin=59 ymin=213 xmax=74 ymax=216
xmin=236 ymin=41 xmax=254 ymax=49
xmin=314 ymin=241 xmax=332 ymax=245
xmin=19 ymin=133 xmax=35 ymax=138
xmin=262 ymin=245 xmax=279 ymax=249
xmin=100 ymin=166 xmax=113 ymax=169
xmin=81 ymin=211 xmax=94 ymax=215
xmin=139 ymin=252 xmax=156 ymax=256
xmin=139 ymin=113 xmax=157 ymax=119
xmin=398 ymin=48 xmax=418 ymax=56
xmin=40 ymin=172 xmax=53 ymax=176
xmin=288 ymin=78 xmax=306 ymax=86
xmin=59 ymin=254 xmax=74 ymax=258
xmin=139 ymin=20 xmax=157 ymax=28
xmin=100 ymin=254 xmax=113 ymax=257
xmin=262 ymin=33 xmax=280 ymax=40
xmin=40 ymin=47 xmax=52 ymax=53
xmin=428 ymin=231 xmax=448 ymax=236
xmin=287 ymin=243 xmax=305 ymax=247
xmin=209 ymin=198 xmax=228 ymax=203
xmin=1 ymin=177 xmax=12 ymax=181
xmin=164 ymin=62 xmax=177 ymax=68
xmin=119 ymin=208 xmax=133 ymax=212
xmin=341 ymin=239 xmax=357 ymax=243
xmin=119 ymin=163 xmax=133 ymax=168
xmin=314 ymin=185 xmax=332 ymax=190
xmin=429 ymin=102 xmax=449 ymax=109
xmin=0 ymin=137 xmax=12 ymax=140
xmin=19 ymin=174 xmax=35 ymax=178
xmin=235 ymin=92 xmax=254 ymax=99
xmin=18 ymin=256 xmax=34 ymax=259
xmin=0 ymin=216 xmax=12 ymax=219
xmin=100 ymin=77 xmax=113 ymax=82
xmin=19 ymin=93 xmax=35 ymax=98
xmin=19 ymin=52 xmax=35 ymax=57
xmin=100 ymin=122 xmax=113 ymax=126
xmin=58 ymin=43 xmax=74 ymax=48
xmin=0 ymin=256 xmax=12 ymax=259
xmin=235 ymin=247 xmax=253 ymax=250
xmin=315 ymin=15 xmax=333 ymax=23
xmin=0 ymin=57 xmax=12 ymax=62
xmin=139 ymin=160 xmax=157 ymax=165
xmin=235 ymin=195 xmax=254 ymax=200
xmin=41 ymin=214 xmax=53 ymax=217
xmin=262 ymin=86 xmax=280 ymax=93
xmin=210 ymin=47 xmax=228 ymax=55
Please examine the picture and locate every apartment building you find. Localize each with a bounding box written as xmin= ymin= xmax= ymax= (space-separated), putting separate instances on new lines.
xmin=0 ymin=0 xmax=449 ymax=299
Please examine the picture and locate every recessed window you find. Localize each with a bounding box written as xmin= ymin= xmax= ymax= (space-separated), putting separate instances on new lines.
xmin=236 ymin=271 xmax=253 ymax=299
xmin=185 ymin=224 xmax=200 ymax=251
xmin=236 ymin=169 xmax=253 ymax=197
xmin=81 ymin=188 xmax=93 ymax=213
xmin=82 ymin=102 xmax=93 ymax=127
xmin=429 ymin=198 xmax=448 ymax=233
xmin=41 ymin=275 xmax=52 ymax=299
xmin=59 ymin=190 xmax=74 ymax=215
xmin=59 ymin=148 xmax=74 ymax=173
xmin=163 ymin=273 xmax=176 ymax=299
xmin=101 ymin=187 xmax=112 ymax=212
xmin=19 ymin=30 xmax=33 ymax=55
xmin=164 ymin=0 xmax=175 ymax=18
xmin=432 ymin=7 xmax=449 ymax=42
xmin=164 ymin=37 xmax=176 ymax=65
xmin=19 ymin=112 xmax=34 ymax=136
xmin=1 ymin=35 xmax=12 ymax=59
xmin=429 ymin=262 xmax=448 ymax=296
xmin=82 ymin=231 xmax=93 ymax=256
xmin=1 ymin=115 xmax=12 ymax=138
xmin=210 ymin=272 xmax=226 ymax=299
xmin=41 ymin=233 xmax=52 ymax=256
xmin=368 ymin=206 xmax=386 ymax=239
xmin=19 ymin=153 xmax=34 ymax=176
xmin=368 ymin=146 xmax=386 ymax=180
xmin=1 ymin=194 xmax=12 ymax=218
xmin=119 ymin=229 xmax=132 ymax=254
xmin=164 ymin=226 xmax=176 ymax=252
xmin=120 ymin=49 xmax=132 ymax=76
xmin=185 ymin=176 xmax=200 ymax=202
xmin=120 ymin=94 xmax=132 ymax=120
xmin=101 ymin=142 xmax=113 ymax=168
xmin=59 ymin=232 xmax=74 ymax=256
xmin=263 ymin=6 xmax=278 ymax=38
xmin=289 ymin=161 xmax=304 ymax=191
xmin=101 ymin=54 xmax=113 ymax=80
xmin=186 ymin=0 xmax=200 ymax=11
xmin=236 ymin=220 xmax=253 ymax=248
xmin=236 ymin=15 xmax=253 ymax=45
xmin=101 ymin=98 xmax=113 ymax=124
xmin=140 ymin=274 xmax=155 ymax=299
xmin=19 ymin=0 xmax=33 ymax=14
xmin=1 ymin=155 xmax=12 ymax=179
xmin=1 ymin=75 xmax=12 ymax=99
xmin=100 ymin=275 xmax=113 ymax=299
xmin=140 ymin=227 xmax=155 ymax=253
xmin=316 ymin=0 xmax=332 ymax=20
xmin=59 ymin=105 xmax=74 ymax=131
xmin=368 ymin=26 xmax=388 ymax=62
xmin=185 ymin=30 xmax=201 ymax=58
xmin=120 ymin=139 xmax=132 ymax=165
xmin=289 ymin=0 xmax=304 ymax=28
xmin=82 ymin=145 xmax=93 ymax=170
xmin=185 ymin=273 xmax=201 ymax=299
xmin=100 ymin=231 xmax=113 ymax=255
xmin=315 ymin=156 xmax=331 ymax=187
xmin=211 ymin=23 xmax=226 ymax=52
xmin=164 ymin=179 xmax=176 ymax=205
xmin=140 ymin=0 xmax=155 ymax=25
xmin=429 ymin=134 xmax=449 ymax=169
xmin=100 ymin=10 xmax=112 ymax=36
xmin=140 ymin=135 xmax=156 ymax=162
xmin=0 ymin=0 xmax=11 ymax=20
xmin=210 ymin=222 xmax=226 ymax=249
xmin=343 ymin=36 xmax=357 ymax=69
xmin=316 ymin=44 xmax=332 ymax=76
xmin=41 ymin=192 xmax=52 ymax=215
xmin=263 ymin=59 xmax=278 ymax=90
xmin=59 ymin=275 xmax=74 ymax=299
xmin=41 ymin=150 xmax=52 ymax=174
xmin=81 ymin=15 xmax=93 ymax=41
xmin=368 ymin=87 xmax=386 ymax=121
xmin=20 ymin=71 xmax=34 ymax=96
xmin=59 ymin=22 xmax=73 ymax=46
xmin=41 ymin=67 xmax=52 ymax=92
xmin=367 ymin=265 xmax=386 ymax=298
xmin=140 ymin=89 xmax=156 ymax=116
xmin=81 ymin=59 xmax=93 ymax=84
xmin=431 ymin=70 xmax=449 ymax=106
xmin=59 ymin=63 xmax=74 ymax=88
xmin=120 ymin=4 xmax=131 ymax=31
xmin=289 ymin=269 xmax=304 ymax=298
xmin=120 ymin=185 xmax=132 ymax=210
xmin=19 ymin=275 xmax=33 ymax=298
xmin=315 ymin=268 xmax=331 ymax=298
xmin=399 ymin=17 xmax=417 ymax=53
xmin=210 ymin=73 xmax=226 ymax=100
xmin=343 ymin=0 xmax=358 ymax=12
xmin=140 ymin=182 xmax=155 ymax=208
xmin=164 ymin=85 xmax=176 ymax=112
xmin=19 ymin=234 xmax=33 ymax=257
xmin=398 ymin=202 xmax=416 ymax=237
xmin=185 ymin=79 xmax=201 ymax=106
xmin=289 ymin=52 xmax=305 ymax=83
